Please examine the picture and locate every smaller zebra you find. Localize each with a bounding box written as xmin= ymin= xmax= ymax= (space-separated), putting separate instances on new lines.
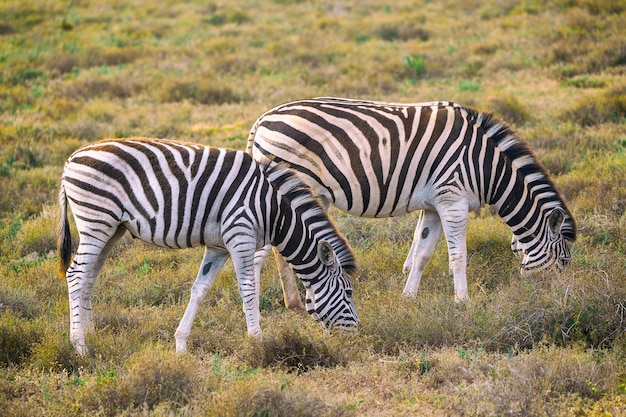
xmin=58 ymin=138 xmax=358 ymax=355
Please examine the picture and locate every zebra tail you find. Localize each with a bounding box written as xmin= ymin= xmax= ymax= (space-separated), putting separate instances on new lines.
xmin=57 ymin=183 xmax=72 ymax=279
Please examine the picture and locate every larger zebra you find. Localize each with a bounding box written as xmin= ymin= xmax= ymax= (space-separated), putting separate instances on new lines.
xmin=58 ymin=138 xmax=358 ymax=355
xmin=247 ymin=97 xmax=576 ymax=306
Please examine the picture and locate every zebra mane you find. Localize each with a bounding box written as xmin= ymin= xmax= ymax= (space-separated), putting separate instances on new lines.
xmin=467 ymin=107 xmax=577 ymax=241
xmin=261 ymin=160 xmax=357 ymax=277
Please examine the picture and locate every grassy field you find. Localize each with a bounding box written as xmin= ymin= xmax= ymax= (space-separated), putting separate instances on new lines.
xmin=1 ymin=0 xmax=625 ymax=415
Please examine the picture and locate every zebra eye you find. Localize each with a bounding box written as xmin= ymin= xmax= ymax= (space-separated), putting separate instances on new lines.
xmin=345 ymin=289 xmax=353 ymax=299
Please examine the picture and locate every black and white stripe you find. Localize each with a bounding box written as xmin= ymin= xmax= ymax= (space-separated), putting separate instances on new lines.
xmin=58 ymin=137 xmax=358 ymax=355
xmin=247 ymin=97 xmax=576 ymax=302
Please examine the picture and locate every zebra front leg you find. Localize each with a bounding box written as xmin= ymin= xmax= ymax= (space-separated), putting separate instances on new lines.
xmin=175 ymin=247 xmax=229 ymax=353
xmin=273 ymin=247 xmax=307 ymax=313
xmin=232 ymin=248 xmax=265 ymax=338
xmin=402 ymin=210 xmax=443 ymax=298
xmin=253 ymin=244 xmax=272 ymax=299
xmin=438 ymin=202 xmax=470 ymax=302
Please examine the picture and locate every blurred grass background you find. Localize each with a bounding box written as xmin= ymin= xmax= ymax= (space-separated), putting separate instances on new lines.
xmin=0 ymin=0 xmax=625 ymax=415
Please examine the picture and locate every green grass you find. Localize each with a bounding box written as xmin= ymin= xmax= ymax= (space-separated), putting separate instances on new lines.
xmin=1 ymin=0 xmax=626 ymax=415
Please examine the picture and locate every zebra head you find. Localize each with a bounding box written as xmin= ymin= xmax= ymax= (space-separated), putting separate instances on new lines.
xmin=304 ymin=240 xmax=359 ymax=332
xmin=514 ymin=208 xmax=574 ymax=274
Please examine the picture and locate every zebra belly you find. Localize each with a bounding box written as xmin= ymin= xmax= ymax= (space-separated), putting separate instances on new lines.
xmin=327 ymin=182 xmax=438 ymax=218
xmin=120 ymin=211 xmax=226 ymax=249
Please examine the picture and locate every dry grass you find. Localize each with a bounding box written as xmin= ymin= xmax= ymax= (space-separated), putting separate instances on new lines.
xmin=1 ymin=0 xmax=625 ymax=415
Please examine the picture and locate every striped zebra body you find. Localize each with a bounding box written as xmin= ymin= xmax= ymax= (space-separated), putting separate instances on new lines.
xmin=58 ymin=138 xmax=357 ymax=355
xmin=247 ymin=97 xmax=576 ymax=303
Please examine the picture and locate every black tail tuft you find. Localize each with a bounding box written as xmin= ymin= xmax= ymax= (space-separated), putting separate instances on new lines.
xmin=57 ymin=184 xmax=72 ymax=279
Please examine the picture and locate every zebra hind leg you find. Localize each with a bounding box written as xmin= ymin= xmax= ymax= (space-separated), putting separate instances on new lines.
xmin=81 ymin=227 xmax=127 ymax=333
xmin=175 ymin=247 xmax=229 ymax=353
xmin=402 ymin=210 xmax=443 ymax=298
xmin=66 ymin=227 xmax=125 ymax=355
xmin=274 ymin=247 xmax=307 ymax=313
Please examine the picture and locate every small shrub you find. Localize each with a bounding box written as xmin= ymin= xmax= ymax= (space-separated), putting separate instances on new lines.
xmin=549 ymin=34 xmax=626 ymax=78
xmin=238 ymin=322 xmax=347 ymax=372
xmin=376 ymin=25 xmax=399 ymax=42
xmin=81 ymin=345 xmax=202 ymax=414
xmin=80 ymin=46 xmax=143 ymax=68
xmin=10 ymin=68 xmax=45 ymax=86
xmin=459 ymin=79 xmax=480 ymax=92
xmin=563 ymin=76 xmax=607 ymax=89
xmin=231 ymin=386 xmax=346 ymax=417
xmin=557 ymin=151 xmax=626 ymax=218
xmin=0 ymin=85 xmax=34 ymax=112
xmin=14 ymin=204 xmax=58 ymax=257
xmin=125 ymin=346 xmax=200 ymax=408
xmin=403 ymin=54 xmax=427 ymax=79
xmin=202 ymin=9 xmax=249 ymax=26
xmin=487 ymin=94 xmax=531 ymax=125
xmin=0 ymin=311 xmax=44 ymax=366
xmin=47 ymin=52 xmax=78 ymax=75
xmin=29 ymin=329 xmax=85 ymax=373
xmin=57 ymin=75 xmax=138 ymax=100
xmin=160 ymin=77 xmax=243 ymax=105
xmin=580 ymin=0 xmax=625 ymax=15
xmin=448 ymin=346 xmax=608 ymax=416
xmin=561 ymin=85 xmax=626 ymax=126
xmin=0 ymin=286 xmax=41 ymax=319
xmin=54 ymin=117 xmax=109 ymax=141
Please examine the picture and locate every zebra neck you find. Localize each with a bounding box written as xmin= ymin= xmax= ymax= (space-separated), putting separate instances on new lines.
xmin=270 ymin=198 xmax=313 ymax=266
xmin=493 ymin=175 xmax=557 ymax=244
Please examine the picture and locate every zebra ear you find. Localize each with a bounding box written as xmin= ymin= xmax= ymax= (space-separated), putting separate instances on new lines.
xmin=318 ymin=240 xmax=335 ymax=267
xmin=548 ymin=208 xmax=565 ymax=234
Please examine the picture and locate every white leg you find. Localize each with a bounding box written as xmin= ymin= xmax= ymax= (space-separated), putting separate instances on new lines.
xmin=253 ymin=244 xmax=272 ymax=307
xmin=175 ymin=247 xmax=229 ymax=353
xmin=438 ymin=202 xmax=470 ymax=302
xmin=66 ymin=226 xmax=125 ymax=355
xmin=66 ymin=250 xmax=95 ymax=356
xmin=82 ymin=227 xmax=127 ymax=332
xmin=402 ymin=210 xmax=443 ymax=298
xmin=231 ymin=248 xmax=263 ymax=338
xmin=274 ymin=248 xmax=306 ymax=313
xmin=511 ymin=235 xmax=524 ymax=260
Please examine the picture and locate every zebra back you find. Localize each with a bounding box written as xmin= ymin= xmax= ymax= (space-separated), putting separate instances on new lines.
xmin=248 ymin=97 xmax=576 ymax=242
